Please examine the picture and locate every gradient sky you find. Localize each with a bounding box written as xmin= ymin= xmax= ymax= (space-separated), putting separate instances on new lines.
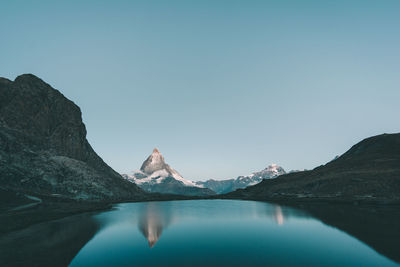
xmin=1 ymin=0 xmax=399 ymax=180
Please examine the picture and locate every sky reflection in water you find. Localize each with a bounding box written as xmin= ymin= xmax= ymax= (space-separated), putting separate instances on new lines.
xmin=69 ymin=200 xmax=397 ymax=267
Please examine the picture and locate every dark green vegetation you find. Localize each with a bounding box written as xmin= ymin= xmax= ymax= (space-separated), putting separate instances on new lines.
xmin=225 ymin=133 xmax=400 ymax=204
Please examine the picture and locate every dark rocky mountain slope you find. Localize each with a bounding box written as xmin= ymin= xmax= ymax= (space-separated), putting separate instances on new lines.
xmin=0 ymin=74 xmax=145 ymax=202
xmin=225 ymin=133 xmax=400 ymax=203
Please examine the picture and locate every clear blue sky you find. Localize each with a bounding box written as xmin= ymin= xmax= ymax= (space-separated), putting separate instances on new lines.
xmin=1 ymin=0 xmax=399 ymax=180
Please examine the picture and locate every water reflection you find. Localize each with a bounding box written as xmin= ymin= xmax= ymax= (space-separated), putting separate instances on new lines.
xmin=295 ymin=203 xmax=400 ymax=263
xmin=1 ymin=200 xmax=399 ymax=266
xmin=136 ymin=201 xmax=291 ymax=246
xmin=138 ymin=202 xmax=172 ymax=247
xmin=274 ymin=205 xmax=284 ymax=225
xmin=253 ymin=201 xmax=309 ymax=226
xmin=0 ymin=214 xmax=98 ymax=267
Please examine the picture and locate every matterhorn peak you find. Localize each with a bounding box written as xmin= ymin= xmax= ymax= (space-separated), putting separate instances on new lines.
xmin=125 ymin=148 xmax=203 ymax=190
xmin=140 ymin=148 xmax=167 ymax=174
xmin=121 ymin=149 xmax=216 ymax=196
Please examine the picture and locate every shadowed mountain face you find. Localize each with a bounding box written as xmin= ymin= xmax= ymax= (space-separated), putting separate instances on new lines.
xmin=140 ymin=148 xmax=170 ymax=175
xmin=0 ymin=74 xmax=145 ymax=202
xmin=226 ymin=133 xmax=400 ymax=203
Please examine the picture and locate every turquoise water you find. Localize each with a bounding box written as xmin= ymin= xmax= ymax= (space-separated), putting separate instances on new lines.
xmin=68 ymin=200 xmax=397 ymax=266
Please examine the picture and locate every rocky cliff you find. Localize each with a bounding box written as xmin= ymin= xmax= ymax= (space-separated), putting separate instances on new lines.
xmin=0 ymin=74 xmax=145 ymax=202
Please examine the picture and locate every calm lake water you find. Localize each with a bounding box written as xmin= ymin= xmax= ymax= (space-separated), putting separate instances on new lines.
xmin=70 ymin=200 xmax=397 ymax=267
xmin=1 ymin=200 xmax=399 ymax=266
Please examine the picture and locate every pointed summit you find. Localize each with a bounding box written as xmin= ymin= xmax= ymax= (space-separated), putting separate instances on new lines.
xmin=134 ymin=148 xmax=203 ymax=188
xmin=140 ymin=148 xmax=167 ymax=174
xmin=122 ymin=149 xmax=216 ymax=196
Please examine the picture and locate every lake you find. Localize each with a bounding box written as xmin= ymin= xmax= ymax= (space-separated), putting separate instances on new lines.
xmin=1 ymin=200 xmax=399 ymax=266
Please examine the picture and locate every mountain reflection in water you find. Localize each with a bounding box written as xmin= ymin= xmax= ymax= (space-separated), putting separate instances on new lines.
xmin=274 ymin=205 xmax=284 ymax=225
xmin=137 ymin=202 xmax=289 ymax=248
xmin=138 ymin=202 xmax=172 ymax=247
xmin=0 ymin=200 xmax=398 ymax=266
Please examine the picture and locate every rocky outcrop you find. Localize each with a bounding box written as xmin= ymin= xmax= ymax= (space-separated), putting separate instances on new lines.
xmin=226 ymin=133 xmax=400 ymax=203
xmin=0 ymin=74 xmax=145 ymax=201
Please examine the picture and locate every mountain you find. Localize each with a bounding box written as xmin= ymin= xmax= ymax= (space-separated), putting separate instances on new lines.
xmin=196 ymin=164 xmax=286 ymax=194
xmin=226 ymin=133 xmax=400 ymax=203
xmin=0 ymin=74 xmax=145 ymax=203
xmin=122 ymin=149 xmax=215 ymax=196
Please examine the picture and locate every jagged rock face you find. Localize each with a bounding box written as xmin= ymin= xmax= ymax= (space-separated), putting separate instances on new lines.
xmin=140 ymin=148 xmax=168 ymax=174
xmin=0 ymin=75 xmax=87 ymax=160
xmin=140 ymin=148 xmax=184 ymax=181
xmin=196 ymin=164 xmax=286 ymax=194
xmin=123 ymin=149 xmax=215 ymax=196
xmin=0 ymin=74 xmax=145 ymax=201
xmin=251 ymin=164 xmax=286 ymax=179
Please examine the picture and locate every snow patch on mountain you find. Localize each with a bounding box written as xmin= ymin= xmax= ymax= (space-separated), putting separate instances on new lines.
xmin=195 ymin=163 xmax=286 ymax=194
xmin=122 ymin=148 xmax=200 ymax=188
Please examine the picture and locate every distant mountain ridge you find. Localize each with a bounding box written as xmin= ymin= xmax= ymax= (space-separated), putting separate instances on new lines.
xmin=0 ymin=74 xmax=145 ymax=202
xmin=196 ymin=164 xmax=286 ymax=194
xmin=123 ymin=149 xmax=215 ymax=196
xmin=226 ymin=133 xmax=400 ymax=203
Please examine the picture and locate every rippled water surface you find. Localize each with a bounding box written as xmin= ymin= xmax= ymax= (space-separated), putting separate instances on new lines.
xmin=64 ymin=200 xmax=397 ymax=266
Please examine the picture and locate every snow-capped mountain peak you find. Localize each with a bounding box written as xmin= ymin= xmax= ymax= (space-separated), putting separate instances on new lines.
xmin=140 ymin=148 xmax=167 ymax=175
xmin=123 ymin=148 xmax=200 ymax=188
xmin=263 ymin=163 xmax=285 ymax=177
xmin=196 ymin=163 xmax=286 ymax=194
